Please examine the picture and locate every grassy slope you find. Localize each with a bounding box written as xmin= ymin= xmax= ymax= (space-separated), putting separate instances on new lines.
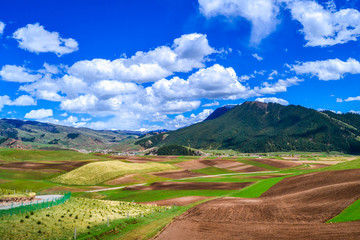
xmin=0 ymin=148 xmax=107 ymax=162
xmin=52 ymin=161 xmax=177 ymax=185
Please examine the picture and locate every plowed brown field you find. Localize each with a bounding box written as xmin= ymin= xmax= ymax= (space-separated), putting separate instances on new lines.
xmin=250 ymin=158 xmax=302 ymax=168
xmin=153 ymin=170 xmax=205 ymax=179
xmin=155 ymin=169 xmax=360 ymax=240
xmin=140 ymin=196 xmax=211 ymax=206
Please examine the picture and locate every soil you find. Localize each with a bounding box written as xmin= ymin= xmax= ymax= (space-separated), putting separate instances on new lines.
xmin=176 ymin=158 xmax=267 ymax=173
xmin=140 ymin=196 xmax=211 ymax=206
xmin=155 ymin=169 xmax=360 ymax=240
xmin=153 ymin=170 xmax=205 ymax=179
xmin=125 ymin=181 xmax=253 ymax=190
xmin=0 ymin=160 xmax=92 ymax=171
xmin=250 ymin=158 xmax=302 ymax=168
xmin=175 ymin=160 xmax=209 ymax=170
xmin=109 ymin=156 xmax=179 ymax=163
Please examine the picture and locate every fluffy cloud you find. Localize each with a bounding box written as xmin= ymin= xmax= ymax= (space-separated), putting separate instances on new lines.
xmin=13 ymin=23 xmax=78 ymax=56
xmin=10 ymin=95 xmax=36 ymax=106
xmin=0 ymin=95 xmax=36 ymax=110
xmin=0 ymin=21 xmax=5 ymax=34
xmin=290 ymin=58 xmax=360 ymax=80
xmin=255 ymin=77 xmax=303 ymax=94
xmin=255 ymin=97 xmax=289 ymax=105
xmin=202 ymin=101 xmax=219 ymax=107
xmin=68 ymin=33 xmax=216 ymax=83
xmin=0 ymin=95 xmax=10 ymax=110
xmin=0 ymin=65 xmax=42 ymax=83
xmin=342 ymin=96 xmax=360 ymax=102
xmin=165 ymin=109 xmax=214 ymax=129
xmin=151 ymin=64 xmax=251 ymax=100
xmin=25 ymin=109 xmax=53 ymax=119
xmin=198 ymin=0 xmax=280 ymax=44
xmin=287 ymin=0 xmax=360 ymax=46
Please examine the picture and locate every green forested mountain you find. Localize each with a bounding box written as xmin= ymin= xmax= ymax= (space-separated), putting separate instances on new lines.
xmin=136 ymin=102 xmax=360 ymax=153
xmin=0 ymin=118 xmax=142 ymax=150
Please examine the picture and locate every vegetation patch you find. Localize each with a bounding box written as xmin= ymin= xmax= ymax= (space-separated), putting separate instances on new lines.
xmin=52 ymin=161 xmax=177 ymax=185
xmin=191 ymin=167 xmax=237 ymax=175
xmin=157 ymin=145 xmax=199 ymax=156
xmin=0 ymin=188 xmax=35 ymax=200
xmin=327 ymin=199 xmax=360 ymax=223
xmin=229 ymin=177 xmax=285 ymax=198
xmin=92 ymin=189 xmax=234 ymax=202
xmin=0 ymin=197 xmax=168 ymax=240
xmin=0 ymin=149 xmax=107 ymax=162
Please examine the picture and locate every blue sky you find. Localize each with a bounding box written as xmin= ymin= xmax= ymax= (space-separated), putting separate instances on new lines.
xmin=0 ymin=0 xmax=360 ymax=130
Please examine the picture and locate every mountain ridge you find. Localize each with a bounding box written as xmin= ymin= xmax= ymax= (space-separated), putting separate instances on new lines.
xmin=0 ymin=118 xmax=143 ymax=150
xmin=136 ymin=101 xmax=360 ymax=153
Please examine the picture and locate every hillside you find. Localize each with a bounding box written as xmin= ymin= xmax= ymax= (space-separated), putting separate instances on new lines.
xmin=136 ymin=101 xmax=360 ymax=153
xmin=204 ymin=105 xmax=235 ymax=121
xmin=0 ymin=118 xmax=142 ymax=151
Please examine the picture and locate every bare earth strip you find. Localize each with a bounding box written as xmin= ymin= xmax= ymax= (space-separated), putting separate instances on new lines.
xmin=140 ymin=196 xmax=211 ymax=206
xmin=250 ymin=158 xmax=302 ymax=168
xmin=155 ymin=169 xmax=360 ymax=240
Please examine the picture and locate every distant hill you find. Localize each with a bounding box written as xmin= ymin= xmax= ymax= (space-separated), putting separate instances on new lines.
xmin=136 ymin=101 xmax=360 ymax=153
xmin=0 ymin=118 xmax=143 ymax=151
xmin=204 ymin=105 xmax=236 ymax=121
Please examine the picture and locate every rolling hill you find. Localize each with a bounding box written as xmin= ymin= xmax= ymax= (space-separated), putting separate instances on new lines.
xmin=0 ymin=118 xmax=143 ymax=151
xmin=136 ymin=101 xmax=360 ymax=153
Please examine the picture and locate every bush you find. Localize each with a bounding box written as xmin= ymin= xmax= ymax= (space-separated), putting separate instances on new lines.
xmin=157 ymin=145 xmax=198 ymax=156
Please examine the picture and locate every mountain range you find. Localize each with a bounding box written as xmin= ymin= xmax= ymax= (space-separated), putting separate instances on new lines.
xmin=0 ymin=118 xmax=142 ymax=151
xmin=136 ymin=101 xmax=360 ymax=154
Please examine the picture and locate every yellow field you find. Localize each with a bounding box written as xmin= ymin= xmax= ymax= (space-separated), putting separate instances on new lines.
xmin=52 ymin=160 xmax=177 ymax=185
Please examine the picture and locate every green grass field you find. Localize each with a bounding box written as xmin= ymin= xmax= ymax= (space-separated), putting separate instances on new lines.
xmin=86 ymin=189 xmax=234 ymax=202
xmin=0 ymin=149 xmax=107 ymax=162
xmin=229 ymin=177 xmax=285 ymax=198
xmin=191 ymin=167 xmax=237 ymax=175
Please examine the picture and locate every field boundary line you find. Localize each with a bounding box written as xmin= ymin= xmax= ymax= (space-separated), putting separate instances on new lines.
xmin=85 ymin=171 xmax=279 ymax=193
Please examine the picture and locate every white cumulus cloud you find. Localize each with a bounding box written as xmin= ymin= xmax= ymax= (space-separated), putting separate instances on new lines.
xmin=198 ymin=0 xmax=280 ymax=44
xmin=165 ymin=109 xmax=214 ymax=129
xmin=68 ymin=33 xmax=216 ymax=83
xmin=0 ymin=65 xmax=42 ymax=83
xmin=10 ymin=95 xmax=36 ymax=106
xmin=289 ymin=58 xmax=360 ymax=80
xmin=344 ymin=96 xmax=360 ymax=102
xmin=25 ymin=108 xmax=53 ymax=119
xmin=13 ymin=23 xmax=78 ymax=56
xmin=255 ymin=97 xmax=289 ymax=105
xmin=287 ymin=0 xmax=360 ymax=47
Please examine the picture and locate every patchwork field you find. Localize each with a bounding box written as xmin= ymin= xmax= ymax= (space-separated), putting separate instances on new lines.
xmin=0 ymin=149 xmax=359 ymax=239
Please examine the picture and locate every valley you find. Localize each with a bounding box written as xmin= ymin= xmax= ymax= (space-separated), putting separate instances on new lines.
xmin=0 ymin=149 xmax=359 ymax=239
